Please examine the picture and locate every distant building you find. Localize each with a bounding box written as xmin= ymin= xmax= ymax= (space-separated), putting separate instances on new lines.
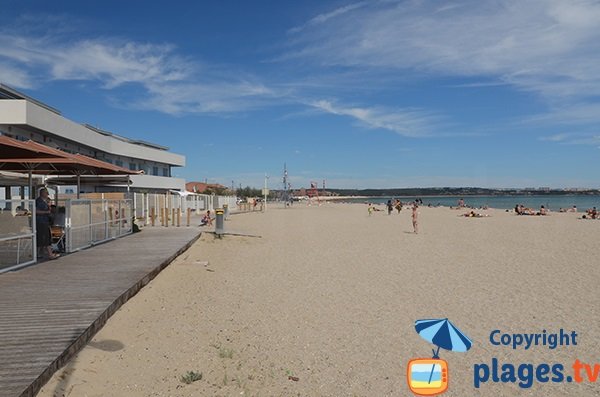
xmin=0 ymin=84 xmax=185 ymax=192
xmin=186 ymin=181 xmax=227 ymax=194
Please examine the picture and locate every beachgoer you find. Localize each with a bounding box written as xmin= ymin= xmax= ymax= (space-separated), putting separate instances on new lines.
xmin=387 ymin=200 xmax=393 ymax=215
xmin=200 ymin=210 xmax=213 ymax=226
xmin=395 ymin=199 xmax=402 ymax=213
xmin=412 ymin=204 xmax=419 ymax=234
xmin=368 ymin=203 xmax=373 ymax=216
xmin=458 ymin=198 xmax=465 ymax=208
xmin=462 ymin=211 xmax=488 ymax=218
xmin=539 ymin=205 xmax=548 ymax=216
xmin=36 ymin=188 xmax=59 ymax=260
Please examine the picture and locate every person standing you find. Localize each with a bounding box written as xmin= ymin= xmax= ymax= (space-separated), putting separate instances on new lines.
xmin=412 ymin=203 xmax=419 ymax=234
xmin=395 ymin=199 xmax=402 ymax=214
xmin=36 ymin=187 xmax=59 ymax=260
xmin=387 ymin=199 xmax=393 ymax=215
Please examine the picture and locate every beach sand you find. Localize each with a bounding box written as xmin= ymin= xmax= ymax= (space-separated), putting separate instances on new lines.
xmin=38 ymin=203 xmax=600 ymax=396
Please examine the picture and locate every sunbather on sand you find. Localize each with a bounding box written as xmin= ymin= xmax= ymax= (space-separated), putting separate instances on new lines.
xmin=461 ymin=211 xmax=489 ymax=218
xmin=585 ymin=207 xmax=598 ymax=219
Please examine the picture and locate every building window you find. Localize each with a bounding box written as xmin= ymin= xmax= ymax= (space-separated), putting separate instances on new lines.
xmin=129 ymin=163 xmax=137 ymax=171
xmin=115 ymin=160 xmax=123 ymax=167
xmin=153 ymin=166 xmax=158 ymax=176
xmin=163 ymin=168 xmax=169 ymax=177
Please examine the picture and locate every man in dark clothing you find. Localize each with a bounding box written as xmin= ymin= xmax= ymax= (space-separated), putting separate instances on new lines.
xmin=36 ymin=188 xmax=59 ymax=260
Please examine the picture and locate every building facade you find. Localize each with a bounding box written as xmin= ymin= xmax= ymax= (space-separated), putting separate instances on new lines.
xmin=0 ymin=84 xmax=185 ymax=192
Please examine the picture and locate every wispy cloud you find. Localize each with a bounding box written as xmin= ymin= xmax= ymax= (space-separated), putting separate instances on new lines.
xmin=288 ymin=1 xmax=370 ymax=34
xmin=528 ymin=103 xmax=600 ymax=126
xmin=0 ymin=34 xmax=192 ymax=87
xmin=539 ymin=133 xmax=571 ymax=142
xmin=539 ymin=132 xmax=600 ymax=146
xmin=0 ymin=63 xmax=34 ymax=89
xmin=446 ymin=81 xmax=510 ymax=89
xmin=309 ymin=99 xmax=442 ymax=137
xmin=285 ymin=0 xmax=600 ymax=107
xmin=0 ymin=29 xmax=277 ymax=115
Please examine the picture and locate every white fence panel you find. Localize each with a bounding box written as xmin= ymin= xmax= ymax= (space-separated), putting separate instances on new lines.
xmin=66 ymin=199 xmax=133 ymax=253
xmin=0 ymin=199 xmax=36 ymax=272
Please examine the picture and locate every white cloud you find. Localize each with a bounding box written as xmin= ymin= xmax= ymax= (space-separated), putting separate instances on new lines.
xmin=0 ymin=33 xmax=276 ymax=115
xmin=286 ymin=0 xmax=600 ymax=104
xmin=528 ymin=103 xmax=600 ymax=126
xmin=0 ymin=63 xmax=34 ymax=89
xmin=539 ymin=133 xmax=570 ymax=142
xmin=564 ymin=135 xmax=600 ymax=145
xmin=309 ymin=99 xmax=442 ymax=137
xmin=539 ymin=132 xmax=600 ymax=146
xmin=0 ymin=35 xmax=189 ymax=86
xmin=288 ymin=1 xmax=370 ymax=34
xmin=135 ymin=80 xmax=277 ymax=115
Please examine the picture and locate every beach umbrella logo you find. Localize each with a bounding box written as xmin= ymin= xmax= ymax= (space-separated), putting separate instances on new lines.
xmin=407 ymin=318 xmax=472 ymax=396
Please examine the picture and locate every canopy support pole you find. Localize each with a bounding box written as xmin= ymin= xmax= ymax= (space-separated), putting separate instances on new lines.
xmin=77 ymin=174 xmax=81 ymax=199
xmin=28 ymin=169 xmax=33 ymax=199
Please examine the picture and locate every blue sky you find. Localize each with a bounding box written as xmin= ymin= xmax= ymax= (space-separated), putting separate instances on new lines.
xmin=1 ymin=0 xmax=599 ymax=189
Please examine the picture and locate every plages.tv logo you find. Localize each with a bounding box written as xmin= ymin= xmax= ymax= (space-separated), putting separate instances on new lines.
xmin=407 ymin=318 xmax=473 ymax=396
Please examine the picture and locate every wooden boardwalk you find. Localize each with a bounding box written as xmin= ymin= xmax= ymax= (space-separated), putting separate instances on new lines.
xmin=0 ymin=227 xmax=201 ymax=397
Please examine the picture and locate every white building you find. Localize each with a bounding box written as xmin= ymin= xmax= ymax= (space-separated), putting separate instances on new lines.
xmin=0 ymin=84 xmax=185 ymax=193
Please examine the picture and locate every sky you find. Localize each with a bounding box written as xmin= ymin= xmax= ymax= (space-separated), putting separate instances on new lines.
xmin=0 ymin=0 xmax=599 ymax=189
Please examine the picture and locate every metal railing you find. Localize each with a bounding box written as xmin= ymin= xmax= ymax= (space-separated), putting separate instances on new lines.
xmin=0 ymin=199 xmax=36 ymax=272
xmin=65 ymin=199 xmax=132 ymax=253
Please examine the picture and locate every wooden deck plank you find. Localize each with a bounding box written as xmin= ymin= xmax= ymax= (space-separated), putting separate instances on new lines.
xmin=0 ymin=227 xmax=200 ymax=397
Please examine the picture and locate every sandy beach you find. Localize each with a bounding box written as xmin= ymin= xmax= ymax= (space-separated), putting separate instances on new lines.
xmin=38 ymin=203 xmax=600 ymax=396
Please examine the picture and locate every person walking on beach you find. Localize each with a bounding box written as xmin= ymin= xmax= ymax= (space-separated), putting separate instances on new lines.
xmin=412 ymin=203 xmax=419 ymax=234
xmin=368 ymin=203 xmax=374 ymax=216
xmin=394 ymin=199 xmax=402 ymax=213
xmin=387 ymin=200 xmax=393 ymax=215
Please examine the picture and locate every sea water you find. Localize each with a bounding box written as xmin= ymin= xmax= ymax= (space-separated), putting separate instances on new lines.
xmin=341 ymin=195 xmax=600 ymax=210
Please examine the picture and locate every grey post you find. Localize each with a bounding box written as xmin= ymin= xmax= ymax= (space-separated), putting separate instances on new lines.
xmin=215 ymin=208 xmax=224 ymax=236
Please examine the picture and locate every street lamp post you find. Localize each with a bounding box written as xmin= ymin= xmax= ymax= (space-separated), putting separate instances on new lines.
xmin=264 ymin=173 xmax=269 ymax=212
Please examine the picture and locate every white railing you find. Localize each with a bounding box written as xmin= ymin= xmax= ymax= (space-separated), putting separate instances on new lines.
xmin=65 ymin=199 xmax=132 ymax=253
xmin=0 ymin=199 xmax=37 ymax=273
xmin=133 ymin=193 xmax=237 ymax=226
xmin=214 ymin=195 xmax=238 ymax=211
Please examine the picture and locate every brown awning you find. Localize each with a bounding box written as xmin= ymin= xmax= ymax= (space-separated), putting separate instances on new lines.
xmin=0 ymin=135 xmax=69 ymax=159
xmin=0 ymin=135 xmax=142 ymax=198
xmin=0 ymin=136 xmax=141 ymax=176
